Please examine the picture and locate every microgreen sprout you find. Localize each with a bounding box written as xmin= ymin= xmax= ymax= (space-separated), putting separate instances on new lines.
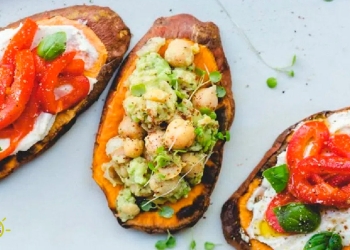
xmin=204 ymin=242 xmax=219 ymax=250
xmin=155 ymin=230 xmax=176 ymax=250
xmin=216 ymin=86 xmax=226 ymax=98
xmin=199 ymin=108 xmax=217 ymax=120
xmin=190 ymin=240 xmax=196 ymax=250
xmin=158 ymin=206 xmax=174 ymax=218
xmin=216 ymin=131 xmax=230 ymax=141
xmin=209 ymin=71 xmax=222 ymax=83
xmin=140 ymin=200 xmax=157 ymax=212
xmin=266 ymin=55 xmax=297 ymax=88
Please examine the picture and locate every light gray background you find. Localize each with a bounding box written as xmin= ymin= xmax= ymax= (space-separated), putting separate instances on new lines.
xmin=1 ymin=0 xmax=349 ymax=249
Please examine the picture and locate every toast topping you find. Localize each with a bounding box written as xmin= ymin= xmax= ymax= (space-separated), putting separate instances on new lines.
xmin=101 ymin=37 xmax=228 ymax=222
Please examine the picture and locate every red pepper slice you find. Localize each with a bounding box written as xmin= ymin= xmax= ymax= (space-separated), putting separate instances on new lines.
xmin=289 ymin=155 xmax=350 ymax=207
xmin=265 ymin=192 xmax=296 ymax=233
xmin=286 ymin=121 xmax=330 ymax=168
xmin=327 ymin=134 xmax=350 ymax=158
xmin=37 ymin=51 xmax=90 ymax=114
xmin=0 ymin=64 xmax=14 ymax=105
xmin=1 ymin=19 xmax=38 ymax=66
xmin=0 ymin=49 xmax=35 ymax=130
xmin=61 ymin=59 xmax=85 ymax=76
xmin=0 ymin=84 xmax=40 ymax=160
xmin=32 ymin=51 xmax=49 ymax=81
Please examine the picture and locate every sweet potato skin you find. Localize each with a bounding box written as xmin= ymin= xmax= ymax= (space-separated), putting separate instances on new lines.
xmin=93 ymin=14 xmax=234 ymax=233
xmin=0 ymin=5 xmax=131 ymax=179
xmin=220 ymin=108 xmax=349 ymax=249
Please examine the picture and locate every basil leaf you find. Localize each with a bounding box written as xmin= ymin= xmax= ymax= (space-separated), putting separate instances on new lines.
xmin=304 ymin=232 xmax=342 ymax=250
xmin=262 ymin=164 xmax=289 ymax=193
xmin=158 ymin=206 xmax=174 ymax=218
xmin=37 ymin=31 xmax=67 ymax=60
xmin=209 ymin=71 xmax=222 ymax=83
xmin=216 ymin=86 xmax=226 ymax=98
xmin=274 ymin=202 xmax=321 ymax=233
xmin=131 ymin=84 xmax=146 ymax=97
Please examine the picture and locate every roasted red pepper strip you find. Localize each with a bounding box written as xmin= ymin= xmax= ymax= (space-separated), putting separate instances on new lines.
xmin=1 ymin=19 xmax=38 ymax=66
xmin=37 ymin=51 xmax=76 ymax=113
xmin=61 ymin=59 xmax=85 ymax=76
xmin=0 ymin=84 xmax=40 ymax=160
xmin=289 ymin=155 xmax=350 ymax=207
xmin=265 ymin=192 xmax=296 ymax=233
xmin=0 ymin=49 xmax=35 ymax=130
xmin=328 ymin=134 xmax=350 ymax=158
xmin=286 ymin=121 xmax=330 ymax=168
xmin=0 ymin=64 xmax=14 ymax=105
xmin=55 ymin=75 xmax=90 ymax=112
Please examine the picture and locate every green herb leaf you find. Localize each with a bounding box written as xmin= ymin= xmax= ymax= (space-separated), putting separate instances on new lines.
xmin=159 ymin=206 xmax=174 ymax=218
xmin=266 ymin=77 xmax=278 ymax=88
xmin=175 ymin=90 xmax=186 ymax=99
xmin=166 ymin=235 xmax=176 ymax=248
xmin=216 ymin=131 xmax=230 ymax=141
xmin=140 ymin=200 xmax=156 ymax=212
xmin=262 ymin=164 xmax=289 ymax=193
xmin=37 ymin=31 xmax=67 ymax=60
xmin=195 ymin=127 xmax=204 ymax=136
xmin=190 ymin=240 xmax=196 ymax=250
xmin=204 ymin=242 xmax=216 ymax=250
xmin=304 ymin=231 xmax=342 ymax=250
xmin=291 ymin=55 xmax=297 ymax=66
xmin=199 ymin=108 xmax=217 ymax=120
xmin=131 ymin=84 xmax=146 ymax=97
xmin=155 ymin=239 xmax=168 ymax=250
xmin=209 ymin=71 xmax=222 ymax=83
xmin=216 ymin=86 xmax=226 ymax=98
xmin=274 ymin=202 xmax=321 ymax=233
xmin=195 ymin=67 xmax=206 ymax=77
xmin=148 ymin=162 xmax=156 ymax=171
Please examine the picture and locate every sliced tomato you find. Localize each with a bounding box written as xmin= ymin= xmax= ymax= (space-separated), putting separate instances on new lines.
xmin=286 ymin=121 xmax=330 ymax=168
xmin=0 ymin=49 xmax=35 ymax=130
xmin=1 ymin=19 xmax=38 ymax=66
xmin=265 ymin=192 xmax=297 ymax=233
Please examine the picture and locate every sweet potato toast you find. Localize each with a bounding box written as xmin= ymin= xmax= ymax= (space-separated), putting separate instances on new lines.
xmin=0 ymin=5 xmax=131 ymax=179
xmin=221 ymin=107 xmax=350 ymax=250
xmin=93 ymin=14 xmax=234 ymax=233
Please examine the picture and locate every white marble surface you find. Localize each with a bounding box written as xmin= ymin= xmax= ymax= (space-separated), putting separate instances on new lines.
xmin=0 ymin=0 xmax=349 ymax=249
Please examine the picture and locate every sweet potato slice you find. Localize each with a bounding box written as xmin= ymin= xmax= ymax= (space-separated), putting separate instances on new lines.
xmin=0 ymin=5 xmax=131 ymax=179
xmin=93 ymin=14 xmax=234 ymax=233
xmin=221 ymin=107 xmax=350 ymax=249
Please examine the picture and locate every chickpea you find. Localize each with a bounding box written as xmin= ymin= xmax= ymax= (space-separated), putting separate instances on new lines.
xmin=164 ymin=39 xmax=194 ymax=67
xmin=181 ymin=153 xmax=204 ymax=179
xmin=192 ymin=85 xmax=218 ymax=111
xmin=105 ymin=136 xmax=128 ymax=163
xmin=164 ymin=118 xmax=195 ymax=150
xmin=118 ymin=116 xmax=145 ymax=139
xmin=157 ymin=163 xmax=182 ymax=180
xmin=123 ymin=138 xmax=144 ymax=158
xmin=149 ymin=175 xmax=180 ymax=196
xmin=118 ymin=203 xmax=140 ymax=219
xmin=145 ymin=130 xmax=165 ymax=155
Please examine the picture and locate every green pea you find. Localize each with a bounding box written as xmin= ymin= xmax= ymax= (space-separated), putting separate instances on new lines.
xmin=274 ymin=202 xmax=321 ymax=233
xmin=37 ymin=31 xmax=67 ymax=60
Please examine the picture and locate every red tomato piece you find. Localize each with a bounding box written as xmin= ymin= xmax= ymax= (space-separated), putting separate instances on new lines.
xmin=1 ymin=19 xmax=38 ymax=66
xmin=0 ymin=49 xmax=35 ymax=130
xmin=286 ymin=121 xmax=330 ymax=168
xmin=265 ymin=192 xmax=296 ymax=233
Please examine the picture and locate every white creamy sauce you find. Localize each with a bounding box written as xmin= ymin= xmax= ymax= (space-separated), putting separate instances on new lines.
xmin=245 ymin=110 xmax=350 ymax=249
xmin=0 ymin=22 xmax=98 ymax=155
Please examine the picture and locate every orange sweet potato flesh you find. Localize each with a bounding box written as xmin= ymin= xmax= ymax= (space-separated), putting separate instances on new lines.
xmin=0 ymin=5 xmax=131 ymax=179
xmin=221 ymin=108 xmax=350 ymax=249
xmin=92 ymin=14 xmax=234 ymax=233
